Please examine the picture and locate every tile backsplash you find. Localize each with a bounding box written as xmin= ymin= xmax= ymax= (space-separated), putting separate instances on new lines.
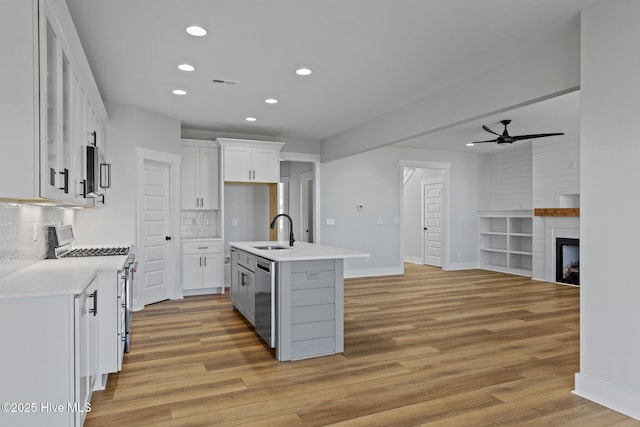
xmin=0 ymin=203 xmax=74 ymax=279
xmin=181 ymin=210 xmax=220 ymax=239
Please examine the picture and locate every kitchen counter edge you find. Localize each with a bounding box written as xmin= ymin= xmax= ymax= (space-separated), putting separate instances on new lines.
xmin=229 ymin=241 xmax=369 ymax=262
xmin=0 ymin=256 xmax=130 ymax=299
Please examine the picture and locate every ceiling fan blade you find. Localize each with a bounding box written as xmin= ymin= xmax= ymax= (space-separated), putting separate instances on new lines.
xmin=471 ymin=139 xmax=499 ymax=144
xmin=512 ymin=132 xmax=564 ymax=141
xmin=482 ymin=125 xmax=501 ymax=136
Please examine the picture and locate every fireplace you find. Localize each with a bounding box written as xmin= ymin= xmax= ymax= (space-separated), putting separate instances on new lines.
xmin=556 ymin=238 xmax=579 ymax=285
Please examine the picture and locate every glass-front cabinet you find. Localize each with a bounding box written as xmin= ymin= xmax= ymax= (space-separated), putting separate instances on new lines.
xmin=0 ymin=0 xmax=107 ymax=205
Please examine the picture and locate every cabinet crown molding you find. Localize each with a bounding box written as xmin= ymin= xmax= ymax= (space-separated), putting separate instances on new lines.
xmin=215 ymin=138 xmax=285 ymax=149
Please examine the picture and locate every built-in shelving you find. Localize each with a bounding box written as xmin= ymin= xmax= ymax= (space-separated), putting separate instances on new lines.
xmin=478 ymin=210 xmax=533 ymax=277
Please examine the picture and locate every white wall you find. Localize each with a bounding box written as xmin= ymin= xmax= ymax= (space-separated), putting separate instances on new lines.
xmin=575 ymin=0 xmax=640 ymax=419
xmin=321 ymin=145 xmax=488 ymax=277
xmin=75 ymin=104 xmax=181 ymax=244
xmin=223 ymin=184 xmax=269 ymax=253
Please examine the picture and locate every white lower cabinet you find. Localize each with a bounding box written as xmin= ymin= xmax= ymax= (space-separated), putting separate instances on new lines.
xmin=182 ymin=240 xmax=224 ymax=294
xmin=95 ymin=268 xmax=126 ymax=385
xmin=0 ymin=277 xmax=98 ymax=427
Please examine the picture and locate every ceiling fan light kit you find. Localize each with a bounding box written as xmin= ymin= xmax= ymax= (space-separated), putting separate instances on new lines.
xmin=471 ymin=119 xmax=564 ymax=145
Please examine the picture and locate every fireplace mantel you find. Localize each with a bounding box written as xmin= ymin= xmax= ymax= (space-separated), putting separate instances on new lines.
xmin=534 ymin=208 xmax=579 ymax=217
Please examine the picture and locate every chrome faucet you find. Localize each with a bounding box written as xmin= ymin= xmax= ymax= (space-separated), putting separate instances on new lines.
xmin=270 ymin=213 xmax=295 ymax=247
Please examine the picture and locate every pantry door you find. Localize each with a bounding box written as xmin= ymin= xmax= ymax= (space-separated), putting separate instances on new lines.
xmin=136 ymin=149 xmax=181 ymax=308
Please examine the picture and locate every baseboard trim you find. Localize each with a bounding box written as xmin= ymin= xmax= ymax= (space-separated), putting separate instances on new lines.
xmin=403 ymin=256 xmax=422 ymax=265
xmin=443 ymin=262 xmax=478 ymax=271
xmin=574 ymin=373 xmax=640 ymax=421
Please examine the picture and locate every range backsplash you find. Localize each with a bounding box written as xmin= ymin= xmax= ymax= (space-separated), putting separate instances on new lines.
xmin=181 ymin=210 xmax=220 ymax=239
xmin=0 ymin=203 xmax=74 ymax=279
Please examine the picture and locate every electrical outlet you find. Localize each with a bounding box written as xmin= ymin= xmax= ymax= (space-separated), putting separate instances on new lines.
xmin=32 ymin=223 xmax=38 ymax=242
xmin=232 ymin=218 xmax=238 ymax=226
xmin=376 ymin=217 xmax=383 ymax=225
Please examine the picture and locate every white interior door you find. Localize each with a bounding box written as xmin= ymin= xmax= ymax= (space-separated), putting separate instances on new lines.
xmin=141 ymin=160 xmax=172 ymax=305
xmin=423 ymin=177 xmax=444 ymax=267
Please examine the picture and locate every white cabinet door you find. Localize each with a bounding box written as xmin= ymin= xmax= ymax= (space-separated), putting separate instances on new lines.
xmin=75 ymin=277 xmax=97 ymax=427
xmin=202 ymin=253 xmax=222 ymax=288
xmin=181 ymin=145 xmax=219 ymax=209
xmin=224 ymin=145 xmax=253 ymax=181
xmin=40 ymin=3 xmax=70 ymax=201
xmin=183 ymin=254 xmax=203 ymax=290
xmin=252 ymin=147 xmax=280 ymax=182
xmin=181 ymin=146 xmax=199 ymax=209
xmin=199 ymin=147 xmax=219 ymax=209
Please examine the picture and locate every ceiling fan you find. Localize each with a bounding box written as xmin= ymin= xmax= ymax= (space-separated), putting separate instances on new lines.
xmin=471 ymin=119 xmax=564 ymax=145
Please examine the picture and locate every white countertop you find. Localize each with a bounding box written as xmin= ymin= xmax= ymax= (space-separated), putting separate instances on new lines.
xmin=229 ymin=241 xmax=369 ymax=262
xmin=0 ymin=256 xmax=129 ymax=299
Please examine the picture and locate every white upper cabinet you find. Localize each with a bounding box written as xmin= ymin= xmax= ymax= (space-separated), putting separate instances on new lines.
xmin=180 ymin=140 xmax=220 ymax=210
xmin=217 ymin=138 xmax=284 ymax=183
xmin=0 ymin=0 xmax=107 ymax=205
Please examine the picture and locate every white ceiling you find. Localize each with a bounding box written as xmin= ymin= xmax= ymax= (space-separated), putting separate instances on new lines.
xmin=65 ymin=0 xmax=591 ymax=147
xmin=395 ymin=90 xmax=581 ymax=153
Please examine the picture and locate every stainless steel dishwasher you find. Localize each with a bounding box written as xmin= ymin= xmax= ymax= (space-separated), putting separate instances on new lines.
xmin=255 ymin=256 xmax=276 ymax=347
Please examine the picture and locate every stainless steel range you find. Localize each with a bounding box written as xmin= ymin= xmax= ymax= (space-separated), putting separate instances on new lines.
xmin=64 ymin=246 xmax=130 ymax=257
xmin=47 ymin=225 xmax=136 ymax=353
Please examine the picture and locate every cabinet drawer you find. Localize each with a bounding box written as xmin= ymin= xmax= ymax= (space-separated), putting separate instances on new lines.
xmin=183 ymin=240 xmax=222 ymax=254
xmin=237 ymin=250 xmax=256 ymax=272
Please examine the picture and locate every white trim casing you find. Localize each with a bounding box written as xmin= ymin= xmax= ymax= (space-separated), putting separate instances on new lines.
xmin=135 ymin=148 xmax=182 ymax=310
xmin=399 ymin=160 xmax=451 ymax=272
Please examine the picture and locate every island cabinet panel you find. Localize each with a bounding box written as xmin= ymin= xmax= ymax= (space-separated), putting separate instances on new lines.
xmin=277 ymin=259 xmax=344 ymax=361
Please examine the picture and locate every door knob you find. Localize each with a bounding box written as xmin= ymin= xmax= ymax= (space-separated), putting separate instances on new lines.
xmin=165 ymin=236 xmax=172 ymax=241
xmin=423 ymin=227 xmax=428 ymax=230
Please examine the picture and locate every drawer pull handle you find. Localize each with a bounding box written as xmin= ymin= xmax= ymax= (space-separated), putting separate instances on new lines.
xmin=198 ymin=246 xmax=208 ymax=249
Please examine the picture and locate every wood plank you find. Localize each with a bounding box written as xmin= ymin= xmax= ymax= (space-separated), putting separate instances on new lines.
xmin=84 ymin=264 xmax=639 ymax=426
xmin=534 ymin=208 xmax=580 ymax=217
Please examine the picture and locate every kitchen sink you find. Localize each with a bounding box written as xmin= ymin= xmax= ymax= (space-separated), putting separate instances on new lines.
xmin=253 ymin=245 xmax=291 ymax=250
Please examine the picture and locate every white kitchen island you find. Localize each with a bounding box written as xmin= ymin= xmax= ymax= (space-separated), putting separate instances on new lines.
xmin=229 ymin=241 xmax=368 ymax=361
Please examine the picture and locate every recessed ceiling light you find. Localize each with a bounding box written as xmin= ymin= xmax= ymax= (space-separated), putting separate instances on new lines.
xmin=466 ymin=143 xmax=475 ymax=147
xmin=245 ymin=117 xmax=257 ymax=122
xmin=265 ymin=98 xmax=278 ymax=104
xmin=178 ymin=64 xmax=195 ymax=72
xmin=295 ymin=67 xmax=312 ymax=76
xmin=186 ymin=25 xmax=207 ymax=37
xmin=172 ymin=89 xmax=187 ymax=95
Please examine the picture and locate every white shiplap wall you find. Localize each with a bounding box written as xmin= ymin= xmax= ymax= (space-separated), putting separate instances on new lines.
xmin=490 ymin=144 xmax=532 ymax=209
xmin=531 ymin=138 xmax=580 ymax=280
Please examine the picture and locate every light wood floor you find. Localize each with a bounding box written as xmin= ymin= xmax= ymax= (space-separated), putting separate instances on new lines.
xmin=85 ymin=265 xmax=639 ymax=426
